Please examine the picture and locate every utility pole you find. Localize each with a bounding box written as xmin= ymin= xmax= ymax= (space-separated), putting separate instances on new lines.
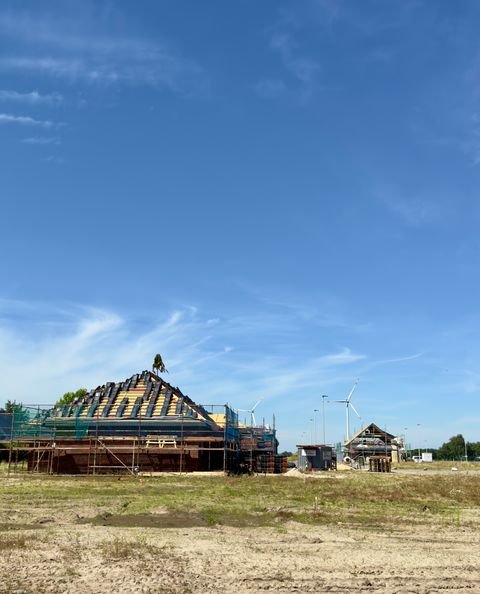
xmin=417 ymin=423 xmax=421 ymax=459
xmin=322 ymin=395 xmax=328 ymax=444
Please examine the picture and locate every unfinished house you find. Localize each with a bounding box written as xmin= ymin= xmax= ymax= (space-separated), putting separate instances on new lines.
xmin=343 ymin=423 xmax=402 ymax=465
xmin=3 ymin=371 xmax=285 ymax=475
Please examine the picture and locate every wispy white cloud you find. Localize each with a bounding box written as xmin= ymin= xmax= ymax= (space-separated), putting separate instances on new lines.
xmin=234 ymin=279 xmax=372 ymax=333
xmin=0 ymin=10 xmax=206 ymax=94
xmin=22 ymin=136 xmax=60 ymax=145
xmin=206 ymin=318 xmax=220 ymax=326
xmin=384 ymin=196 xmax=438 ymax=227
xmin=0 ymin=57 xmax=125 ymax=84
xmin=0 ymin=299 xmax=472 ymax=449
xmin=311 ymin=0 xmax=422 ymax=36
xmin=410 ymin=106 xmax=480 ymax=167
xmin=375 ymin=352 xmax=424 ymax=365
xmin=376 ymin=185 xmax=444 ymax=227
xmin=270 ymin=33 xmax=319 ymax=85
xmin=0 ymin=301 xmax=365 ymax=410
xmin=255 ymin=78 xmax=286 ymax=99
xmin=319 ymin=348 xmax=367 ymax=366
xmin=0 ymin=113 xmax=54 ymax=127
xmin=42 ymin=155 xmax=64 ymax=165
xmin=314 ymin=0 xmax=344 ymax=25
xmin=0 ymin=89 xmax=62 ymax=105
xmin=258 ymin=17 xmax=320 ymax=104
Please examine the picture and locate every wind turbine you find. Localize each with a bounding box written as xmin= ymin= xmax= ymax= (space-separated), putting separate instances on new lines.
xmin=333 ymin=381 xmax=360 ymax=441
xmin=238 ymin=399 xmax=262 ymax=427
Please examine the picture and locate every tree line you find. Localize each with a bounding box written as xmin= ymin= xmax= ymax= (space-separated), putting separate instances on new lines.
xmin=425 ymin=434 xmax=480 ymax=461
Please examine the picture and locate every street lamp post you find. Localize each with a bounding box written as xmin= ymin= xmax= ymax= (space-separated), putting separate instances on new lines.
xmin=417 ymin=423 xmax=421 ymax=459
xmin=404 ymin=427 xmax=408 ymax=460
xmin=321 ymin=395 xmax=328 ymax=444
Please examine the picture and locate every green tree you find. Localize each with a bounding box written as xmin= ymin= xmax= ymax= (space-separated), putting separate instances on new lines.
xmin=469 ymin=441 xmax=480 ymax=459
xmin=55 ymin=388 xmax=88 ymax=408
xmin=437 ymin=434 xmax=471 ymax=460
xmin=3 ymin=400 xmax=29 ymax=423
xmin=152 ymin=353 xmax=168 ymax=375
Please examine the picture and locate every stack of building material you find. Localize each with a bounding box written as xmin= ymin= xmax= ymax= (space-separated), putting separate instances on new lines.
xmin=368 ymin=456 xmax=391 ymax=472
xmin=254 ymin=455 xmax=275 ymax=473
xmin=253 ymin=454 xmax=288 ymax=474
xmin=274 ymin=455 xmax=288 ymax=474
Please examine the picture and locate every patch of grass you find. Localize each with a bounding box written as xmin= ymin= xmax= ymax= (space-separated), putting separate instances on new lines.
xmin=59 ymin=533 xmax=83 ymax=564
xmin=100 ymin=537 xmax=141 ymax=561
xmin=402 ymin=460 xmax=480 ymax=471
xmin=0 ymin=532 xmax=39 ymax=551
xmin=201 ymin=508 xmax=218 ymax=526
xmin=100 ymin=536 xmax=164 ymax=562
xmin=1 ymin=471 xmax=480 ymax=531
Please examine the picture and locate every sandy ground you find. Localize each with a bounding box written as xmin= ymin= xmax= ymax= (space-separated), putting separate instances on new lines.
xmin=1 ymin=506 xmax=479 ymax=594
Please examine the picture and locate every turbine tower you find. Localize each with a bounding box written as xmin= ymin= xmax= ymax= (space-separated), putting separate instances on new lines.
xmin=333 ymin=380 xmax=360 ymax=441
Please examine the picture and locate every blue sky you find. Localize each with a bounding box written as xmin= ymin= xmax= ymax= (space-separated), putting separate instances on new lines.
xmin=1 ymin=0 xmax=479 ymax=451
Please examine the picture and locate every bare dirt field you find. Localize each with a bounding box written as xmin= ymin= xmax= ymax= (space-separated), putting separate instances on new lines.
xmin=1 ymin=468 xmax=480 ymax=593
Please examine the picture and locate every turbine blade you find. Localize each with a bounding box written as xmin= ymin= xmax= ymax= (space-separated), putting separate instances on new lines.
xmin=350 ymin=402 xmax=361 ymax=419
xmin=346 ymin=380 xmax=358 ymax=403
xmin=251 ymin=399 xmax=262 ymax=412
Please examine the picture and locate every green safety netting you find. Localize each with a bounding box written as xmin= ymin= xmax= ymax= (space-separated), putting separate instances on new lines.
xmin=0 ymin=406 xmax=88 ymax=441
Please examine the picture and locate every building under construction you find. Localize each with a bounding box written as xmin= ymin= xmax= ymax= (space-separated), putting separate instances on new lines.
xmin=0 ymin=370 xmax=285 ymax=475
xmin=343 ymin=422 xmax=404 ymax=465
